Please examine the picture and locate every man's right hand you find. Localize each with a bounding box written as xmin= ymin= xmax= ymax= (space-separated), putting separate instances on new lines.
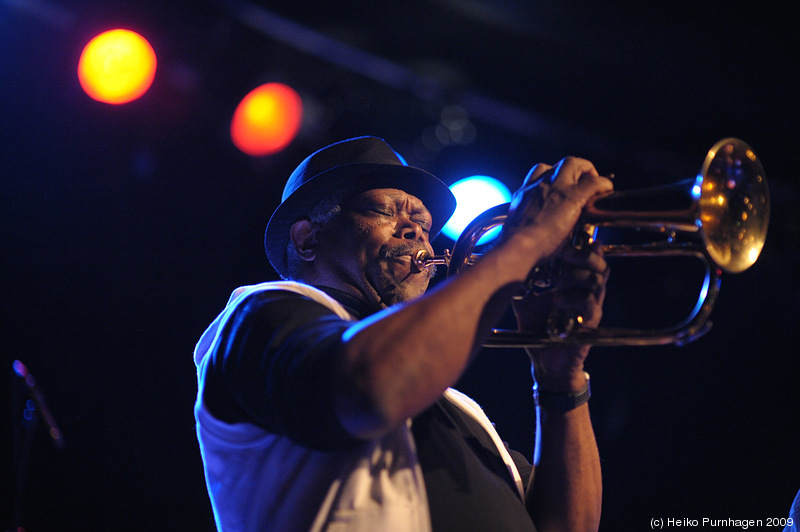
xmin=503 ymin=157 xmax=614 ymax=262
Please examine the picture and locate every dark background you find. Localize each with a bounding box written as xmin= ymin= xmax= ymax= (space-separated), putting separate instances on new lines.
xmin=2 ymin=0 xmax=798 ymax=530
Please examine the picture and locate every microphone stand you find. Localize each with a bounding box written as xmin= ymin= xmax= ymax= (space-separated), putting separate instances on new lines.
xmin=9 ymin=361 xmax=65 ymax=532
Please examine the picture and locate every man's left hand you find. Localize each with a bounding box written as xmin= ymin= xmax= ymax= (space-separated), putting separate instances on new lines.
xmin=512 ymin=241 xmax=609 ymax=390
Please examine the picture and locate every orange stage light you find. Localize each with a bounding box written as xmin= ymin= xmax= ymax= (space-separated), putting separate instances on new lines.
xmin=230 ymin=83 xmax=303 ymax=156
xmin=78 ymin=29 xmax=157 ymax=105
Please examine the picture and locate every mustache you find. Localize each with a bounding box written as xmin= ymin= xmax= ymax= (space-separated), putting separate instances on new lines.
xmin=379 ymin=243 xmax=437 ymax=278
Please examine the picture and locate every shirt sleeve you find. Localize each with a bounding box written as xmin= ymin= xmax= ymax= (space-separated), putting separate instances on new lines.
xmin=199 ymin=289 xmax=361 ymax=450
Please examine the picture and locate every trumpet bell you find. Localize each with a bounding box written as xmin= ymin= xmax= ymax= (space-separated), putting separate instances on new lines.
xmin=581 ymin=137 xmax=768 ymax=273
xmin=696 ymin=138 xmax=769 ymax=273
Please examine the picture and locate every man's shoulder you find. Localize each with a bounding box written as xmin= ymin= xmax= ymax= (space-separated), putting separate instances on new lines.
xmin=230 ymin=281 xmax=354 ymax=320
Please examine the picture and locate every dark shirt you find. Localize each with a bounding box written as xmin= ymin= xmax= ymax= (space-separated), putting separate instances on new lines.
xmin=201 ymin=286 xmax=535 ymax=531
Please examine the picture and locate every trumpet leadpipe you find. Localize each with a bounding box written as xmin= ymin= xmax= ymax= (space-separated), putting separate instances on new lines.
xmin=412 ymin=249 xmax=482 ymax=273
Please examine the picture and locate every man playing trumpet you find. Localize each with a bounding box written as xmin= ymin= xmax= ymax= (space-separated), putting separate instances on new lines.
xmin=193 ymin=136 xmax=613 ymax=531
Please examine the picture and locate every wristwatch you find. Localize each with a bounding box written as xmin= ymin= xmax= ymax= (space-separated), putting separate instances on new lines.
xmin=533 ymin=372 xmax=591 ymax=411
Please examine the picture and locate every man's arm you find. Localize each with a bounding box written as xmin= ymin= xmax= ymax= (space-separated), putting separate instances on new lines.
xmin=514 ymin=234 xmax=608 ymax=531
xmin=526 ymin=355 xmax=602 ymax=532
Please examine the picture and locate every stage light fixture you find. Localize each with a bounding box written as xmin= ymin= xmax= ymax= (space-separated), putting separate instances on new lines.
xmin=442 ymin=175 xmax=511 ymax=244
xmin=230 ymin=83 xmax=303 ymax=156
xmin=78 ymin=29 xmax=157 ymax=104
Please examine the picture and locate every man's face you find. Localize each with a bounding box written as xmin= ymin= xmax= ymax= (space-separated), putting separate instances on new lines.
xmin=316 ymin=188 xmax=435 ymax=308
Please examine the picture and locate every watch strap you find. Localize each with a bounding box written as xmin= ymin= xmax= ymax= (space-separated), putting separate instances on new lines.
xmin=533 ymin=372 xmax=591 ymax=411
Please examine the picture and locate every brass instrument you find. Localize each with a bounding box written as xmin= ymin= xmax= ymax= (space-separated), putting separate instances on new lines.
xmin=413 ymin=138 xmax=769 ymax=347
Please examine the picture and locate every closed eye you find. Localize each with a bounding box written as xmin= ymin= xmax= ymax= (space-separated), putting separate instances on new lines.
xmin=413 ymin=219 xmax=431 ymax=233
xmin=372 ymin=208 xmax=393 ymax=216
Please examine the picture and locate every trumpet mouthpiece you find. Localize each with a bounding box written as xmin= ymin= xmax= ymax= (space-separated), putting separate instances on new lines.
xmin=411 ymin=249 xmax=432 ymax=272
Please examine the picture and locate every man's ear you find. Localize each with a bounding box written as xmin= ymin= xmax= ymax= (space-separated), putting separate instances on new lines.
xmin=289 ymin=219 xmax=319 ymax=262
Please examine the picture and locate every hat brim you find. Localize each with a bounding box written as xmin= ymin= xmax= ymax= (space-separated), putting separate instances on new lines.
xmin=265 ymin=162 xmax=456 ymax=278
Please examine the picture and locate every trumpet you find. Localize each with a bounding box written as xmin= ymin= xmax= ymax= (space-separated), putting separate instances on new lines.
xmin=415 ymin=138 xmax=769 ymax=347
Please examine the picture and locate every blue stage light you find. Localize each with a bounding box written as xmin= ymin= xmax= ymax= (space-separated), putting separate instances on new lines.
xmin=442 ymin=175 xmax=511 ymax=244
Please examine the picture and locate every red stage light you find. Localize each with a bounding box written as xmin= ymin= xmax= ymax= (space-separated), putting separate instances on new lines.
xmin=78 ymin=29 xmax=157 ymax=105
xmin=230 ymin=83 xmax=303 ymax=156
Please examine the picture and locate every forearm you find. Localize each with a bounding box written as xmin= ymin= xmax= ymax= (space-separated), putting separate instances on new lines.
xmin=527 ymin=401 xmax=602 ymax=532
xmin=335 ymin=231 xmax=547 ymax=438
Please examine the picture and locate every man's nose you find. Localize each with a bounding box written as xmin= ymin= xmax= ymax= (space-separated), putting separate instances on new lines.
xmin=397 ymin=216 xmax=425 ymax=241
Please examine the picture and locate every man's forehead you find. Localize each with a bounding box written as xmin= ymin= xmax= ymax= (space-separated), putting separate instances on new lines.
xmin=355 ymin=188 xmax=431 ymax=213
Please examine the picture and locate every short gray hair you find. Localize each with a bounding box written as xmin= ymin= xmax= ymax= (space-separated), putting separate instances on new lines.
xmin=283 ymin=189 xmax=350 ymax=280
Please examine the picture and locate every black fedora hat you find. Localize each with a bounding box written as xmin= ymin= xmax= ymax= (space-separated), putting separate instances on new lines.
xmin=265 ymin=136 xmax=457 ymax=278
